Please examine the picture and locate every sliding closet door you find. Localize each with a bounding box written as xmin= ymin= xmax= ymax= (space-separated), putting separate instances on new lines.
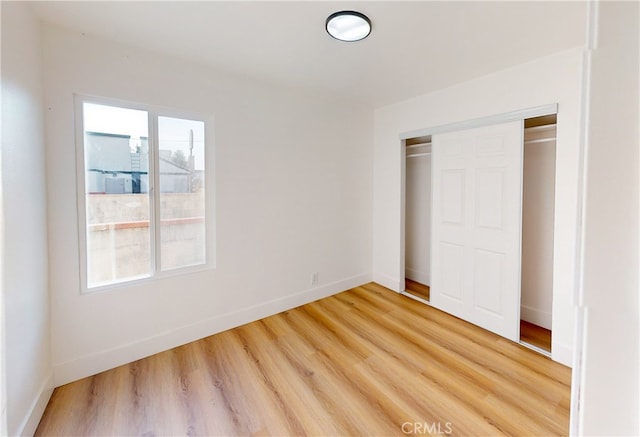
xmin=431 ymin=121 xmax=524 ymax=341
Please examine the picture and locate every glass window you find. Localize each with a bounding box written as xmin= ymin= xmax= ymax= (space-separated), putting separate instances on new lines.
xmin=158 ymin=116 xmax=206 ymax=271
xmin=77 ymin=98 xmax=211 ymax=291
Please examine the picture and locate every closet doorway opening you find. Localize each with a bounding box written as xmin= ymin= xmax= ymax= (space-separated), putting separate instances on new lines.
xmin=402 ymin=113 xmax=557 ymax=356
xmin=404 ymin=135 xmax=432 ymax=304
xmin=519 ymin=114 xmax=557 ymax=355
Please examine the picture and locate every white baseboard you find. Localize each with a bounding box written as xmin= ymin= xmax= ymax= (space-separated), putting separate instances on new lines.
xmin=53 ymin=272 xmax=372 ymax=387
xmin=16 ymin=371 xmax=53 ymax=437
xmin=552 ymin=340 xmax=573 ymax=368
xmin=405 ymin=268 xmax=430 ymax=286
xmin=520 ymin=304 xmax=552 ymax=330
xmin=372 ymin=272 xmax=402 ymax=292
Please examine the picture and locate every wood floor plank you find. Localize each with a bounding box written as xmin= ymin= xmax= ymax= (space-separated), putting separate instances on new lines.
xmin=35 ymin=283 xmax=571 ymax=436
xmin=378 ymin=308 xmax=568 ymax=434
xmin=237 ymin=326 xmax=332 ymax=435
xmin=405 ymin=278 xmax=431 ymax=301
xmin=355 ymin=353 xmax=501 ymax=436
xmin=377 ymin=297 xmax=570 ymax=417
xmin=520 ymin=319 xmax=553 ymax=352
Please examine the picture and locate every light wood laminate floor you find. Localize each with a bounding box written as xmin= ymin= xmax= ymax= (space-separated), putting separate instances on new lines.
xmin=36 ymin=283 xmax=571 ymax=436
xmin=404 ymin=278 xmax=430 ymax=301
xmin=520 ymin=320 xmax=552 ymax=353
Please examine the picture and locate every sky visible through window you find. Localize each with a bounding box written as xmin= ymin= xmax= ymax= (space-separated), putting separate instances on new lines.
xmin=83 ymin=103 xmax=205 ymax=170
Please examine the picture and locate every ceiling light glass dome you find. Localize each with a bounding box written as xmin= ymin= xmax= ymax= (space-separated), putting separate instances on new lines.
xmin=326 ymin=11 xmax=371 ymax=42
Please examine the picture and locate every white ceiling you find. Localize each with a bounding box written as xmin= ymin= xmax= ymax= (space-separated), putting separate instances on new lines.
xmin=29 ymin=1 xmax=587 ymax=108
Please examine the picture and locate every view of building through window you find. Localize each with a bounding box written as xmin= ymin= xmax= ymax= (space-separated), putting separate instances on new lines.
xmin=158 ymin=116 xmax=206 ymax=271
xmin=81 ymin=101 xmax=207 ymax=289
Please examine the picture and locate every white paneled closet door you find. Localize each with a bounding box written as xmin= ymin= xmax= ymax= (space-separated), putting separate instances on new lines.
xmin=431 ymin=121 xmax=524 ymax=342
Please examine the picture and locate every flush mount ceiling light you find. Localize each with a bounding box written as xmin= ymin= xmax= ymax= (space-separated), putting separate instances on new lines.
xmin=325 ymin=10 xmax=371 ymax=42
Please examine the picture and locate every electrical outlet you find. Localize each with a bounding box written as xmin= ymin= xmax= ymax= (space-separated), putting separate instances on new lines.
xmin=311 ymin=272 xmax=319 ymax=286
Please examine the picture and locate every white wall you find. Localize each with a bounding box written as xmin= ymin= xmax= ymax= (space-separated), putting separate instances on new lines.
xmin=579 ymin=1 xmax=639 ymax=434
xmin=1 ymin=2 xmax=53 ymax=435
xmin=373 ymin=48 xmax=584 ymax=366
xmin=405 ymin=153 xmax=431 ymax=285
xmin=42 ymin=24 xmax=373 ymax=386
xmin=0 ymin=39 xmax=6 ymax=436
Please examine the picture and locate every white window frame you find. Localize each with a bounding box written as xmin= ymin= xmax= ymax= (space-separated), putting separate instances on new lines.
xmin=74 ymin=94 xmax=216 ymax=293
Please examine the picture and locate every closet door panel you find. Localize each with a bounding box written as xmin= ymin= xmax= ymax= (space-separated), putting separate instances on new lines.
xmin=441 ymin=169 xmax=465 ymax=224
xmin=440 ymin=242 xmax=465 ymax=302
xmin=432 ymin=121 xmax=523 ymax=341
xmin=475 ymin=168 xmax=505 ymax=229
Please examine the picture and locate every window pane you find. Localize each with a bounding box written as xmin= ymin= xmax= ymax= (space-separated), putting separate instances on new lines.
xmin=157 ymin=116 xmax=206 ymax=270
xmin=83 ymin=102 xmax=152 ymax=287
